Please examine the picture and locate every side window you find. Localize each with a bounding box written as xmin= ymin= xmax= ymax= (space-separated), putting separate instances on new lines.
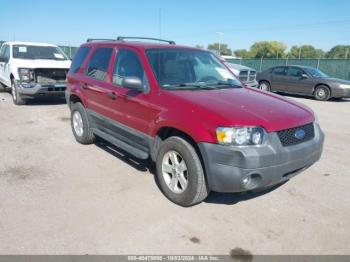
xmin=1 ymin=45 xmax=10 ymax=62
xmin=113 ymin=49 xmax=149 ymax=88
xmin=288 ymin=67 xmax=304 ymax=77
xmin=70 ymin=47 xmax=91 ymax=73
xmin=85 ymin=47 xmax=113 ymax=81
xmin=272 ymin=67 xmax=287 ymax=76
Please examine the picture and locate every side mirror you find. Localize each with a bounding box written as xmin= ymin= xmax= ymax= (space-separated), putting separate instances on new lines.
xmin=0 ymin=57 xmax=4 ymax=62
xmin=122 ymin=76 xmax=144 ymax=92
xmin=301 ymin=73 xmax=308 ymax=79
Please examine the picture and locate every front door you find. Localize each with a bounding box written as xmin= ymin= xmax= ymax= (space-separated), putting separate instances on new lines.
xmin=286 ymin=67 xmax=314 ymax=95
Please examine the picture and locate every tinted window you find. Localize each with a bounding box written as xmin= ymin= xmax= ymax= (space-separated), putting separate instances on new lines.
xmin=0 ymin=45 xmax=10 ymax=62
xmin=288 ymin=67 xmax=304 ymax=77
xmin=70 ymin=47 xmax=91 ymax=73
xmin=272 ymin=67 xmax=287 ymax=76
xmin=113 ymin=49 xmax=149 ymax=88
xmin=85 ymin=48 xmax=113 ymax=81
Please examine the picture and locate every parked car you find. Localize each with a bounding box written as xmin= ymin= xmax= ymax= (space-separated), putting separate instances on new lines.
xmin=224 ymin=62 xmax=258 ymax=88
xmin=66 ymin=37 xmax=324 ymax=206
xmin=257 ymin=65 xmax=350 ymax=101
xmin=0 ymin=41 xmax=71 ymax=105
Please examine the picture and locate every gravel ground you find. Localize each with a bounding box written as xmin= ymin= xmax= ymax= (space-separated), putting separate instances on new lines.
xmin=0 ymin=91 xmax=349 ymax=255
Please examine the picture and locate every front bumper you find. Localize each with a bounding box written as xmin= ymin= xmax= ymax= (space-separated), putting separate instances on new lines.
xmin=244 ymin=80 xmax=259 ymax=88
xmin=332 ymin=87 xmax=350 ymax=98
xmin=16 ymin=81 xmax=66 ymax=98
xmin=199 ymin=123 xmax=324 ymax=192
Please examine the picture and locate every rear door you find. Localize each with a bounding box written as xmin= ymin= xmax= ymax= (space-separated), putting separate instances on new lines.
xmin=80 ymin=46 xmax=114 ymax=118
xmin=287 ymin=66 xmax=314 ymax=94
xmin=270 ymin=66 xmax=289 ymax=91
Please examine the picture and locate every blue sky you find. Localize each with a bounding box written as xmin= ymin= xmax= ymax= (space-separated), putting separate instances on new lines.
xmin=1 ymin=0 xmax=349 ymax=51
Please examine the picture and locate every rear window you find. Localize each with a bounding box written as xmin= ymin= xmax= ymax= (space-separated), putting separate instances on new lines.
xmin=70 ymin=47 xmax=91 ymax=73
xmin=85 ymin=48 xmax=113 ymax=81
xmin=272 ymin=67 xmax=287 ymax=76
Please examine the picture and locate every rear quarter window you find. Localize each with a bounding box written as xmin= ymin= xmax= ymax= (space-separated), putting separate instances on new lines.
xmin=70 ymin=47 xmax=91 ymax=74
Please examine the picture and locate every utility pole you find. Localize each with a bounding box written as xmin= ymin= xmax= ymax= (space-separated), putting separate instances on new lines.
xmin=216 ymin=32 xmax=224 ymax=56
xmin=345 ymin=48 xmax=349 ymax=59
xmin=298 ymin=46 xmax=302 ymax=59
xmin=159 ymin=8 xmax=162 ymax=39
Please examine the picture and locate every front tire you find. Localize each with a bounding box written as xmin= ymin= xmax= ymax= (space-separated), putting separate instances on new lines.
xmin=70 ymin=102 xmax=95 ymax=144
xmin=11 ymin=79 xmax=26 ymax=105
xmin=314 ymin=85 xmax=331 ymax=101
xmin=259 ymin=80 xmax=271 ymax=91
xmin=156 ymin=136 xmax=209 ymax=206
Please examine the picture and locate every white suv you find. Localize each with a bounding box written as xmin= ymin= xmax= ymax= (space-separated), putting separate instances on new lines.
xmin=0 ymin=41 xmax=71 ymax=105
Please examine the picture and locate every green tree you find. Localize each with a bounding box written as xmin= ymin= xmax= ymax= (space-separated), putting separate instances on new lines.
xmin=289 ymin=45 xmax=325 ymax=58
xmin=249 ymin=41 xmax=287 ymax=58
xmin=326 ymin=45 xmax=350 ymax=59
xmin=207 ymin=42 xmax=232 ymax=56
xmin=234 ymin=49 xmax=251 ymax=58
xmin=195 ymin=44 xmax=204 ymax=49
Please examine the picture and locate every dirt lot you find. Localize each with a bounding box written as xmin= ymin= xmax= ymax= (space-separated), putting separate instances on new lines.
xmin=0 ymin=91 xmax=349 ymax=255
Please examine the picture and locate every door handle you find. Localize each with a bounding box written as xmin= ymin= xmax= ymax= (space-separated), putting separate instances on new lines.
xmin=81 ymin=83 xmax=88 ymax=90
xmin=107 ymin=92 xmax=117 ymax=100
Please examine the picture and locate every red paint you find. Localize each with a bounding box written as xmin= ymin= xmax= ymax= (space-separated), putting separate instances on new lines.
xmin=67 ymin=41 xmax=315 ymax=144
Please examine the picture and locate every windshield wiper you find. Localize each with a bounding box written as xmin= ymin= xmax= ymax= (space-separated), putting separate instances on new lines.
xmin=163 ymin=83 xmax=217 ymax=90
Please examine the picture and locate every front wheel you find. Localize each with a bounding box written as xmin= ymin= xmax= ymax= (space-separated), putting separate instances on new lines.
xmin=156 ymin=136 xmax=209 ymax=206
xmin=259 ymin=81 xmax=271 ymax=91
xmin=314 ymin=85 xmax=331 ymax=101
xmin=11 ymin=79 xmax=25 ymax=105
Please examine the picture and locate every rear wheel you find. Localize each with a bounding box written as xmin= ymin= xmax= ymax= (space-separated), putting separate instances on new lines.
xmin=11 ymin=79 xmax=25 ymax=105
xmin=70 ymin=102 xmax=95 ymax=144
xmin=0 ymin=82 xmax=6 ymax=92
xmin=259 ymin=81 xmax=271 ymax=91
xmin=314 ymin=85 xmax=330 ymax=101
xmin=156 ymin=136 xmax=209 ymax=206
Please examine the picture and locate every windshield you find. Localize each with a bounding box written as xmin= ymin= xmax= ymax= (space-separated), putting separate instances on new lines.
xmin=12 ymin=45 xmax=68 ymax=60
xmin=146 ymin=48 xmax=242 ymax=90
xmin=305 ymin=67 xmax=328 ymax=78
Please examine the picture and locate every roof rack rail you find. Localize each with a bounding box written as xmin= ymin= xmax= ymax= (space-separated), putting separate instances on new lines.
xmin=116 ymin=36 xmax=175 ymax=45
xmin=86 ymin=38 xmax=115 ymax=43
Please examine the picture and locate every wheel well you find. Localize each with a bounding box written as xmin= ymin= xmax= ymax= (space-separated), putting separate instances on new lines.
xmin=259 ymin=79 xmax=270 ymax=85
xmin=314 ymin=84 xmax=331 ymax=95
xmin=153 ymin=127 xmax=201 ymax=161
xmin=10 ymin=74 xmax=14 ymax=80
xmin=154 ymin=127 xmax=207 ymax=179
xmin=69 ymin=94 xmax=84 ymax=108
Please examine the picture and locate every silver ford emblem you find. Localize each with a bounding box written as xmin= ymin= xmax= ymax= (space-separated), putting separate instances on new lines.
xmin=295 ymin=129 xmax=306 ymax=140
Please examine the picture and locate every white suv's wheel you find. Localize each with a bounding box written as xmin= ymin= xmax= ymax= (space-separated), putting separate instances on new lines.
xmin=11 ymin=79 xmax=25 ymax=105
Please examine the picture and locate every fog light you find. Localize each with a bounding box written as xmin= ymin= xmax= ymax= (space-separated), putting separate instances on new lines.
xmin=241 ymin=174 xmax=262 ymax=190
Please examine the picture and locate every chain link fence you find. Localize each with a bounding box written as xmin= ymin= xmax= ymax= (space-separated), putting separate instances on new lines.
xmin=227 ymin=58 xmax=350 ymax=80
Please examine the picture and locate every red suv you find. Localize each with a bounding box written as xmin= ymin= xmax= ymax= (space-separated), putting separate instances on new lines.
xmin=66 ymin=37 xmax=324 ymax=206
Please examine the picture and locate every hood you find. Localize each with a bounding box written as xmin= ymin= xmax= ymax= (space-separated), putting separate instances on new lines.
xmin=166 ymin=88 xmax=314 ymax=132
xmin=12 ymin=58 xmax=71 ymax=69
xmin=225 ymin=62 xmax=255 ymax=71
xmin=321 ymin=77 xmax=350 ymax=85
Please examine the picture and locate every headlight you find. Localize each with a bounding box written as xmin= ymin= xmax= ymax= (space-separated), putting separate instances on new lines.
xmin=216 ymin=127 xmax=265 ymax=145
xmin=18 ymin=68 xmax=34 ymax=82
xmin=339 ymin=84 xmax=350 ymax=89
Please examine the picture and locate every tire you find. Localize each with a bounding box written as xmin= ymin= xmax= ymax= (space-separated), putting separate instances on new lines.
xmin=314 ymin=85 xmax=331 ymax=101
xmin=156 ymin=136 xmax=209 ymax=206
xmin=70 ymin=102 xmax=95 ymax=145
xmin=11 ymin=79 xmax=26 ymax=105
xmin=0 ymin=82 xmax=6 ymax=92
xmin=259 ymin=80 xmax=271 ymax=91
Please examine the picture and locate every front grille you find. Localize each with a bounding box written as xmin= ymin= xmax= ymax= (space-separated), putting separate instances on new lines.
xmin=249 ymin=71 xmax=256 ymax=81
xmin=277 ymin=123 xmax=315 ymax=146
xmin=239 ymin=70 xmax=248 ymax=81
xmin=239 ymin=70 xmax=256 ymax=82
